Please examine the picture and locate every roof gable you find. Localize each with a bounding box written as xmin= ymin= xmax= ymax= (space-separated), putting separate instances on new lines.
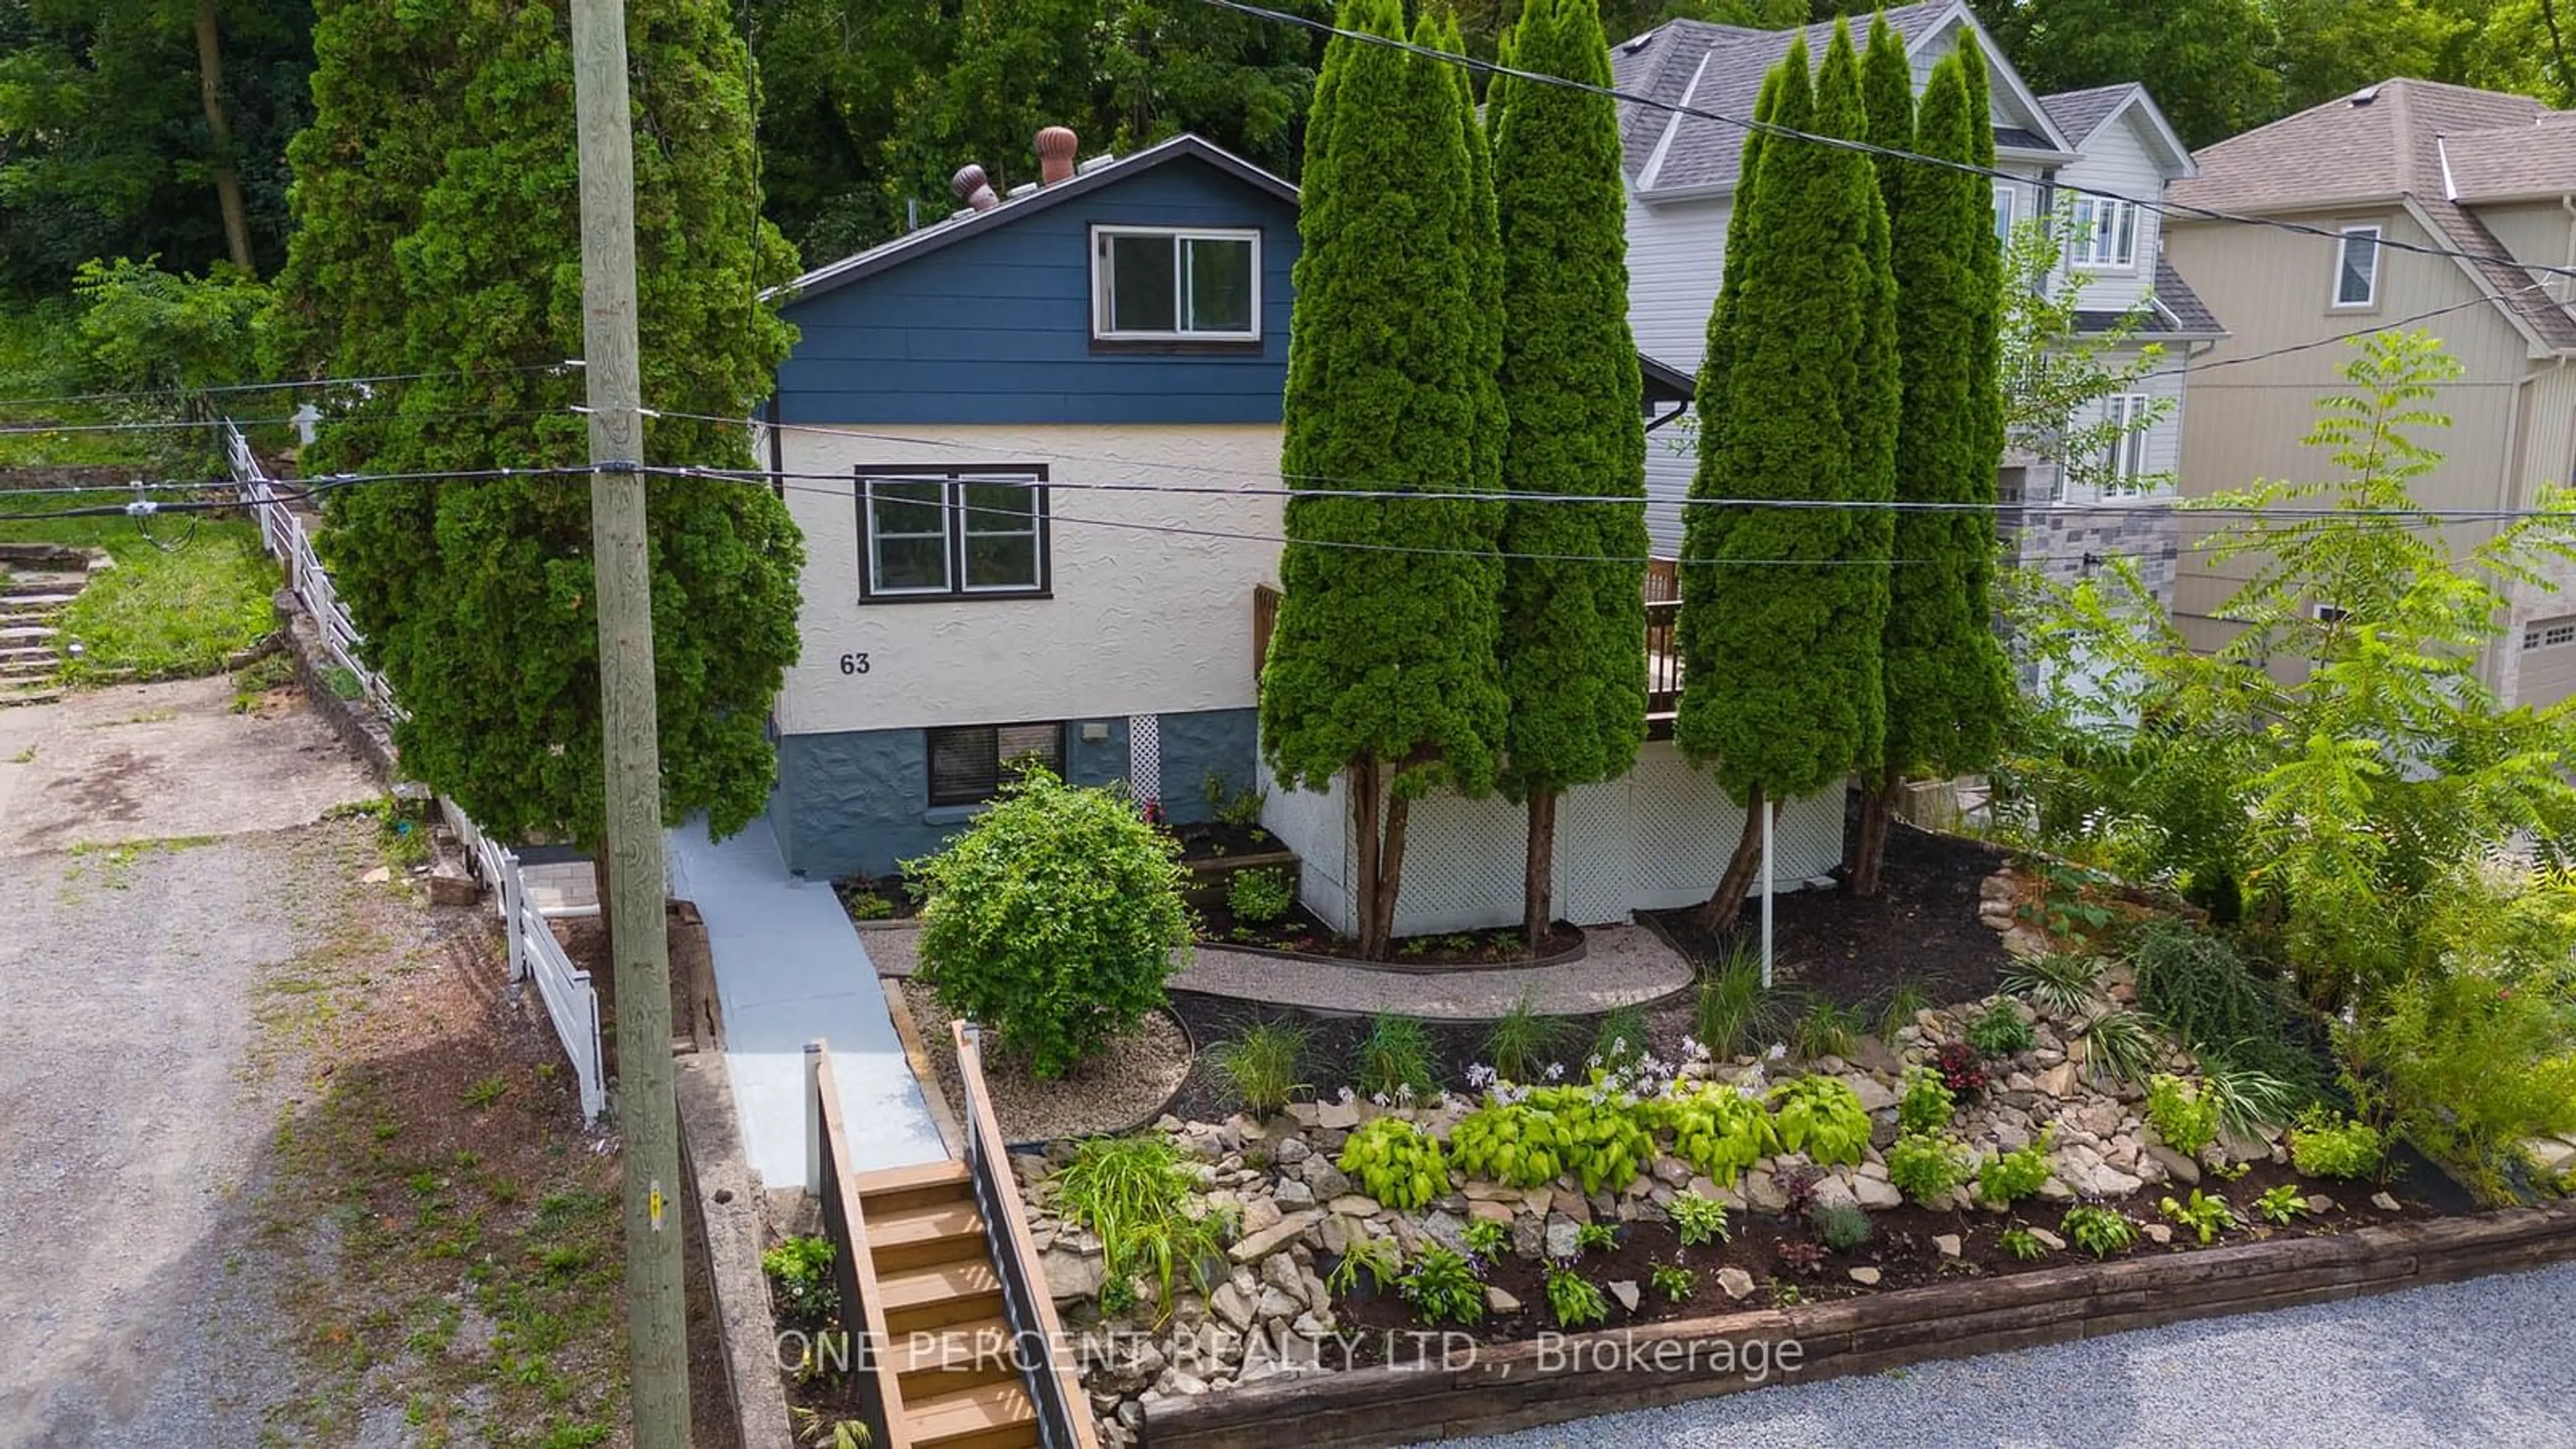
xmin=2443 ymin=115 xmax=2576 ymax=203
xmin=2040 ymin=83 xmax=2194 ymax=177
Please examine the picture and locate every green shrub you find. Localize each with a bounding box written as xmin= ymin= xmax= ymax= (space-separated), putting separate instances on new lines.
xmin=2003 ymin=952 xmax=2104 ymax=1018
xmin=761 ymin=1235 xmax=839 ymax=1330
xmin=1055 ymin=1136 xmax=1228 ymax=1315
xmin=1460 ymin=1217 xmax=1507 ymax=1260
xmin=1485 ymin=992 xmax=1565 ymax=1083
xmin=2145 ymin=1074 xmax=2219 ymax=1157
xmin=1667 ymin=1191 xmax=1732 ymax=1248
xmin=1326 ymin=1236 xmax=1400 ymax=1296
xmin=1212 ymin=1022 xmax=1308 ymax=1118
xmin=2288 ymin=1110 xmax=2384 ymax=1179
xmin=1202 ymin=769 xmax=1268 ymax=830
xmin=1650 ymin=1261 xmax=1697 ymax=1302
xmin=1696 ymin=947 xmax=1781 ymax=1059
xmin=1886 ymin=1131 xmax=1968 ymax=1205
xmin=1338 ymin=1118 xmax=1449 ymax=1212
xmin=1226 ymin=867 xmax=1296 ymax=926
xmin=2074 ymin=1008 xmax=2159 ymax=1089
xmin=1967 ymin=1001 xmax=2035 ymax=1057
xmin=2060 ymin=1205 xmax=2137 ymax=1258
xmin=841 ymin=889 xmax=896 ymax=922
xmin=1642 ymin=1084 xmax=1773 ymax=1185
xmin=55 ymin=530 xmax=278 ymax=684
xmin=1896 ymin=1067 xmax=1954 ymax=1135
xmin=1999 ymin=1226 xmax=2049 ymax=1260
xmin=1397 ymin=1246 xmax=1486 ymax=1326
xmin=1875 ymin=980 xmax=1933 ymax=1046
xmin=2200 ymin=1060 xmax=2300 ymax=1134
xmin=1977 ymin=1133 xmax=2055 ymax=1205
xmin=1809 ymin=1201 xmax=1872 ymax=1252
xmin=2159 ymin=1188 xmax=2235 ymax=1244
xmin=1791 ymin=996 xmax=1864 ymax=1062
xmin=2347 ymin=969 xmax=2576 ymax=1187
xmin=910 ymin=769 xmax=1190 ymax=1078
xmin=1356 ymin=1014 xmax=1440 ymax=1103
xmin=2255 ymin=1183 xmax=2309 ymax=1225
xmin=1766 ymin=1076 xmax=1872 ymax=1166
xmin=1544 ymin=1262 xmax=1609 ymax=1328
xmin=1574 ymin=1221 xmax=1619 ymax=1254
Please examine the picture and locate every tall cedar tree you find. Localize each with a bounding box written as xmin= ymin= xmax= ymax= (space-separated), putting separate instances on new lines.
xmin=1851 ymin=40 xmax=2012 ymax=894
xmin=1261 ymin=0 xmax=1505 ymax=960
xmin=1674 ymin=25 xmax=1896 ymax=929
xmin=270 ymin=0 xmax=804 ymax=929
xmin=1493 ymin=0 xmax=1648 ymax=947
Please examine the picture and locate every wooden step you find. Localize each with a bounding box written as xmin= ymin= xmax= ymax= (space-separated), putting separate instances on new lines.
xmin=0 ymin=625 xmax=58 ymax=642
xmin=903 ymin=1377 xmax=1039 ymax=1449
xmin=877 ymin=1257 xmax=1004 ymax=1336
xmin=890 ymin=1316 xmax=1023 ymax=1398
xmin=857 ymin=1157 xmax=974 ymax=1215
xmin=867 ymin=1199 xmax=989 ymax=1273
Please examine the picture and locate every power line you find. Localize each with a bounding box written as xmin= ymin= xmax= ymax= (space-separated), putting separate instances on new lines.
xmin=1199 ymin=0 xmax=2576 ymax=284
xmin=0 ymin=360 xmax=585 ymax=415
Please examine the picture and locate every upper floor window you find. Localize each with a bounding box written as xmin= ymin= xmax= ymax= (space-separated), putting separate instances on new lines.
xmin=2069 ymin=196 xmax=2137 ymax=269
xmin=857 ymin=466 xmax=1049 ymax=600
xmin=1992 ymin=183 xmax=2015 ymax=245
xmin=2101 ymin=393 xmax=2152 ymax=494
xmin=1091 ymin=226 xmax=1260 ymax=341
xmin=2334 ymin=225 xmax=2381 ymax=307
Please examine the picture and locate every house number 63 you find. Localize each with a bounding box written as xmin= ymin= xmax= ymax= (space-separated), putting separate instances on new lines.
xmin=839 ymin=653 xmax=871 ymax=676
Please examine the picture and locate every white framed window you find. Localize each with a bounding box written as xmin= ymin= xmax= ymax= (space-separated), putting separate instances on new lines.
xmin=2524 ymin=616 xmax=2576 ymax=651
xmin=2101 ymin=393 xmax=2152 ymax=494
xmin=1992 ymin=182 xmax=2015 ymax=244
xmin=2069 ymin=196 xmax=2138 ymax=269
xmin=857 ymin=466 xmax=1050 ymax=600
xmin=1091 ymin=226 xmax=1260 ymax=341
xmin=2334 ymin=225 xmax=2381 ymax=307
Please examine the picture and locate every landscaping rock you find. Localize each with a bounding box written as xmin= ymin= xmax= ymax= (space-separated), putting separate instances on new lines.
xmin=1511 ymin=1212 xmax=1548 ymax=1260
xmin=1212 ymin=1281 xmax=1256 ymax=1332
xmin=1469 ymin=1199 xmax=1514 ymax=1225
xmin=1853 ymin=1175 xmax=1903 ymax=1211
xmin=2372 ymin=1191 xmax=2403 ymax=1212
xmin=2143 ymin=1222 xmax=2173 ymax=1245
xmin=1316 ymin=1099 xmax=1361 ymax=1130
xmin=2029 ymin=1227 xmax=2067 ymax=1251
xmin=2034 ymin=1063 xmax=2078 ymax=1099
xmin=1273 ymin=1178 xmax=1316 ymax=1209
xmin=1552 ymin=1187 xmax=1592 ymax=1223
xmin=1652 ymin=1154 xmax=1694 ymax=1187
xmin=1291 ymin=1311 xmax=1333 ymax=1340
xmin=1318 ymin=1216 xmax=1348 ymax=1256
xmin=1843 ymin=1075 xmax=1899 ymax=1113
xmin=2525 ymin=1137 xmax=2576 ymax=1175
xmin=1610 ymin=1280 xmax=1642 ymax=1312
xmin=2145 ymin=1141 xmax=2201 ymax=1185
xmin=1423 ymin=1210 xmax=1470 ymax=1254
xmin=1274 ymin=1135 xmax=1311 ymax=1165
xmin=1848 ymin=1267 xmax=1882 ymax=1286
xmin=1240 ymin=1196 xmax=1284 ymax=1236
xmin=2308 ymin=1194 xmax=2339 ymax=1215
xmin=1544 ymin=1216 xmax=1582 ymax=1261
xmin=1230 ymin=1210 xmax=1324 ymax=1264
xmin=1933 ymin=1234 xmax=1962 ymax=1258
xmin=1299 ymin=1160 xmax=1353 ymax=1199
xmin=1042 ymin=1248 xmax=1104 ymax=1302
xmin=1254 ymin=1285 xmax=1301 ymax=1321
xmin=1487 ymin=1286 xmax=1522 ymax=1314
xmin=1260 ymin=1250 xmax=1307 ymax=1301
xmin=1327 ymin=1194 xmax=1381 ymax=1218
xmin=1717 ymin=1267 xmax=1757 ymax=1301
xmin=1746 ymin=1169 xmax=1788 ymax=1214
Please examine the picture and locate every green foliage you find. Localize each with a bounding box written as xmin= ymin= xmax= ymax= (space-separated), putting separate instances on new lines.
xmin=1544 ymin=1260 xmax=1609 ymax=1328
xmin=912 ymin=771 xmax=1189 ymax=1078
xmin=1055 ymin=1136 xmax=1228 ymax=1316
xmin=2289 ymin=1110 xmax=2385 ymax=1180
xmin=1460 ymin=1217 xmax=1507 ymax=1261
xmin=2345 ymin=963 xmax=2576 ymax=1181
xmin=761 ymin=1235 xmax=839 ymax=1330
xmin=1765 ymin=1075 xmax=1872 ymax=1167
xmin=1674 ymin=24 xmax=1894 ymax=822
xmin=1450 ymin=1099 xmax=1566 ymax=1189
xmin=1203 ymin=770 xmax=1270 ymax=830
xmin=2255 ymin=1184 xmax=2310 ymax=1226
xmin=2074 ymin=1008 xmax=2161 ymax=1091
xmin=1972 ymin=0 xmax=2277 ymax=148
xmin=1574 ymin=1221 xmax=1619 ymax=1255
xmin=2159 ymin=1189 xmax=2236 ymax=1245
xmin=1643 ymin=1085 xmax=1773 ymax=1185
xmin=1697 ymin=948 xmax=1783 ymax=1060
xmin=1650 ymin=1260 xmax=1697 ymax=1303
xmin=2200 ymin=1061 xmax=2302 ymax=1136
xmin=1452 ymin=1084 xmax=1656 ymax=1195
xmin=1397 ymin=1245 xmax=1486 ymax=1327
xmin=841 ymin=890 xmax=895 ymax=922
xmin=1484 ymin=991 xmax=1566 ymax=1083
xmin=1809 ymin=1201 xmax=1873 ymax=1252
xmin=1791 ymin=997 xmax=1864 ymax=1063
xmin=53 ymin=528 xmax=277 ymax=684
xmin=1226 ymin=867 xmax=1297 ymax=927
xmin=1966 ymin=1002 xmax=2034 ymax=1057
xmin=1977 ymin=1133 xmax=2055 ymax=1205
xmin=68 ymin=256 xmax=269 ymax=465
xmin=1327 ymin=1235 xmax=1400 ymax=1297
xmin=1355 ymin=1013 xmax=1440 ymax=1103
xmin=1999 ymin=1226 xmax=2049 ymax=1261
xmin=1897 ymin=1068 xmax=1955 ymax=1135
xmin=1667 ymin=1191 xmax=1733 ymax=1249
xmin=1491 ymin=0 xmax=1648 ymax=838
xmin=2145 ymin=1074 xmax=2220 ymax=1158
xmin=2004 ymin=953 xmax=2104 ymax=1019
xmin=272 ymin=0 xmax=804 ymax=863
xmin=1590 ymin=1004 xmax=1651 ymax=1078
xmin=1338 ymin=1117 xmax=1449 ymax=1212
xmin=1886 ymin=1131 xmax=1969 ymax=1205
xmin=1212 ymin=1022 xmax=1309 ymax=1118
xmin=2059 ymin=1205 xmax=2138 ymax=1258
xmin=1262 ymin=0 xmax=1505 ymax=957
xmin=1876 ymin=980 xmax=1933 ymax=1046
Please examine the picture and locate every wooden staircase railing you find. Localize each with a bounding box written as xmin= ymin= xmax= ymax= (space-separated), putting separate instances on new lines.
xmin=808 ymin=1043 xmax=909 ymax=1448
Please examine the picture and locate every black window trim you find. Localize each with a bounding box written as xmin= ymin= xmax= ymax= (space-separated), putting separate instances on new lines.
xmin=925 ymin=720 xmax=1068 ymax=806
xmin=854 ymin=464 xmax=1052 ymax=603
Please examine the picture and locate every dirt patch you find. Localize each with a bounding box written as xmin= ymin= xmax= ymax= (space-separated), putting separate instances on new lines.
xmin=1647 ymin=802 xmax=2012 ymax=1010
xmin=899 ymin=977 xmax=1193 ymax=1143
xmin=552 ymin=907 xmax=723 ymax=1082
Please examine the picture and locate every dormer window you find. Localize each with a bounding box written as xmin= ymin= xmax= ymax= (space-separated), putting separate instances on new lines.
xmin=1091 ymin=226 xmax=1260 ymax=341
xmin=2069 ymin=196 xmax=2137 ymax=269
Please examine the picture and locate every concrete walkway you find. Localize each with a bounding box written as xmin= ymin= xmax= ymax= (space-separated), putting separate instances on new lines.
xmin=667 ymin=816 xmax=947 ymax=1188
xmin=865 ymin=920 xmax=1694 ymax=1019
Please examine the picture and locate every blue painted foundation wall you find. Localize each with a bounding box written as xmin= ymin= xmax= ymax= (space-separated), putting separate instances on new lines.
xmin=772 ymin=706 xmax=1259 ymax=879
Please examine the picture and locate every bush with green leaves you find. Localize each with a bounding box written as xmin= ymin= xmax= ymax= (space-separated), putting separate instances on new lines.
xmin=2347 ymin=963 xmax=2576 ymax=1189
xmin=2074 ymin=1008 xmax=2159 ymax=1089
xmin=1642 ymin=1084 xmax=1773 ymax=1184
xmin=2288 ymin=1110 xmax=2384 ymax=1179
xmin=1999 ymin=1226 xmax=2048 ymax=1260
xmin=1055 ymin=1136 xmax=1229 ymax=1317
xmin=1226 ymin=867 xmax=1297 ymax=926
xmin=1212 ymin=1021 xmax=1309 ymax=1118
xmin=1897 ymin=1068 xmax=1955 ymax=1135
xmin=1575 ymin=1221 xmax=1619 ymax=1254
xmin=1668 ymin=1190 xmax=1733 ymax=1248
xmin=1448 ymin=1097 xmax=1572 ymax=1189
xmin=1450 ymin=1085 xmax=1660 ymax=1195
xmin=2003 ymin=953 xmax=2103 ymax=1018
xmin=761 ymin=1234 xmax=839 ymax=1330
xmin=2060 ymin=1205 xmax=2137 ymax=1258
xmin=1650 ymin=1260 xmax=1697 ymax=1302
xmin=1356 ymin=1013 xmax=1441 ymax=1103
xmin=1328 ymin=1236 xmax=1402 ymax=1297
xmin=1766 ymin=1076 xmax=1872 ymax=1166
xmin=2159 ymin=1189 xmax=2235 ymax=1244
xmin=1809 ymin=1201 xmax=1872 ymax=1252
xmin=2200 ymin=1060 xmax=2302 ymax=1135
xmin=1485 ymin=992 xmax=1565 ymax=1083
xmin=912 ymin=769 xmax=1190 ymax=1078
xmin=1338 ymin=1117 xmax=1450 ymax=1212
xmin=1966 ymin=1000 xmax=2035 ymax=1057
xmin=2145 ymin=1074 xmax=2219 ymax=1158
xmin=1977 ymin=1133 xmax=2055 ymax=1205
xmin=1398 ymin=1246 xmax=1487 ymax=1327
xmin=1545 ymin=1260 xmax=1610 ymax=1328
xmin=1696 ymin=948 xmax=1782 ymax=1059
xmin=1886 ymin=1131 xmax=1969 ymax=1205
xmin=1461 ymin=1217 xmax=1508 ymax=1260
xmin=1792 ymin=996 xmax=1865 ymax=1062
xmin=2255 ymin=1184 xmax=2310 ymax=1226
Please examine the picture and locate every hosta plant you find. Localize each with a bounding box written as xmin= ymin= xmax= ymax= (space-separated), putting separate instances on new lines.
xmin=1644 ymin=1083 xmax=1774 ymax=1184
xmin=1397 ymin=1246 xmax=1487 ymax=1326
xmin=1999 ymin=1226 xmax=2049 ymax=1261
xmin=1650 ymin=1260 xmax=1697 ymax=1302
xmin=2255 ymin=1183 xmax=2310 ymax=1226
xmin=1327 ymin=1236 xmax=1401 ymax=1296
xmin=1338 ymin=1118 xmax=1449 ymax=1212
xmin=2060 ymin=1205 xmax=2138 ymax=1258
xmin=1886 ymin=1130 xmax=1970 ymax=1205
xmin=1976 ymin=1132 xmax=2056 ymax=1205
xmin=1897 ymin=1067 xmax=1955 ymax=1135
xmin=2145 ymin=1074 xmax=2220 ymax=1158
xmin=1668 ymin=1191 xmax=1733 ymax=1248
xmin=1766 ymin=1076 xmax=1872 ymax=1166
xmin=2288 ymin=1110 xmax=2384 ymax=1180
xmin=2159 ymin=1189 xmax=2236 ymax=1244
xmin=1545 ymin=1261 xmax=1610 ymax=1328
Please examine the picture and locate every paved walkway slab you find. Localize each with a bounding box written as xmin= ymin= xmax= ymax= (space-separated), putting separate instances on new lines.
xmin=667 ymin=817 xmax=946 ymax=1189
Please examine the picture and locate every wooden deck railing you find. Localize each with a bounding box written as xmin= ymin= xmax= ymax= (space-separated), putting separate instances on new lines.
xmin=808 ymin=1043 xmax=908 ymax=1448
xmin=952 ymin=1021 xmax=1101 ymax=1449
xmin=1646 ymin=598 xmax=1682 ymax=722
xmin=1252 ymin=583 xmax=1281 ymax=684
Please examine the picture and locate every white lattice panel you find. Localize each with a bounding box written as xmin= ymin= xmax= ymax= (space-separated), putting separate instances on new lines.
xmin=1774 ymin=788 xmax=1847 ymax=884
xmin=1260 ymin=754 xmax=1356 ymax=933
xmin=1554 ymin=779 xmax=1633 ymax=926
xmin=1128 ymin=714 xmax=1162 ymax=808
xmin=1386 ymin=788 xmax=1530 ymax=936
xmin=1627 ymin=745 xmax=1748 ymax=907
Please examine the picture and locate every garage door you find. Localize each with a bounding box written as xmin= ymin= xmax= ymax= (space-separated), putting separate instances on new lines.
xmin=2517 ymin=614 xmax=2576 ymax=706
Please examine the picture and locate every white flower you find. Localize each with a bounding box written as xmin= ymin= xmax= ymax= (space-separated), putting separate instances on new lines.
xmin=1371 ymin=1091 xmax=1391 ymax=1108
xmin=1395 ymin=1082 xmax=1415 ymax=1102
xmin=1681 ymin=1035 xmax=1709 ymax=1061
xmin=1338 ymin=1085 xmax=1356 ymax=1104
xmin=1766 ymin=1042 xmax=1788 ymax=1061
xmin=1545 ymin=1062 xmax=1566 ymax=1082
xmin=1585 ymin=1053 xmax=1603 ymax=1071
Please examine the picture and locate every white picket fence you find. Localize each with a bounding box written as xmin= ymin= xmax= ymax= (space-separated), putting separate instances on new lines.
xmin=227 ymin=423 xmax=608 ymax=1123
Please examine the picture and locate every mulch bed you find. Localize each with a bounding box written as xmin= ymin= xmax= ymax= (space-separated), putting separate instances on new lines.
xmin=1646 ymin=796 xmax=2012 ymax=1010
xmin=551 ymin=908 xmax=718 ymax=1079
xmin=1169 ymin=818 xmax=1281 ymax=862
xmin=1330 ymin=1155 xmax=2430 ymax=1366
xmin=1195 ymin=896 xmax=1582 ymax=968
xmin=900 ymin=977 xmax=1195 ymax=1144
xmin=834 ymin=872 xmax=921 ymax=922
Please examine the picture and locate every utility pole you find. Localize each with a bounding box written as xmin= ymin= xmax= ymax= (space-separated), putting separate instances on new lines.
xmin=568 ymin=0 xmax=689 ymax=1440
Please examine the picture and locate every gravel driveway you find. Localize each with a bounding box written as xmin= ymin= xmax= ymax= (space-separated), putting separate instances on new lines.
xmin=0 ymin=682 xmax=375 ymax=1447
xmin=1431 ymin=1261 xmax=2576 ymax=1449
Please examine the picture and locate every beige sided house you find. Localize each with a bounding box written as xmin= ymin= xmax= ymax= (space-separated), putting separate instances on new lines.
xmin=2166 ymin=80 xmax=2576 ymax=706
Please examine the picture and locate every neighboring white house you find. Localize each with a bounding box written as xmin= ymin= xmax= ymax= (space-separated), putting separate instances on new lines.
xmin=1609 ymin=1 xmax=2226 ymax=678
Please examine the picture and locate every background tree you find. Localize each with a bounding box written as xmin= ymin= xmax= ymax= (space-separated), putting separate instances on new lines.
xmin=1849 ymin=31 xmax=2010 ymax=894
xmin=1675 ymin=24 xmax=1896 ymax=929
xmin=1970 ymin=0 xmax=2280 ymax=147
xmin=270 ymin=0 xmax=805 ymax=934
xmin=1492 ymin=0 xmax=1648 ymax=947
xmin=1261 ymin=0 xmax=1505 ymax=961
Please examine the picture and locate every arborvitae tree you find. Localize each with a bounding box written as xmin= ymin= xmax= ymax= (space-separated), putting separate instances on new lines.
xmin=271 ymin=0 xmax=804 ymax=930
xmin=1861 ymin=10 xmax=1914 ymax=226
xmin=1680 ymin=64 xmax=1779 ymax=570
xmin=1261 ymin=0 xmax=1504 ymax=960
xmin=1851 ymin=44 xmax=2014 ymax=894
xmin=1441 ymin=13 xmax=1506 ymax=529
xmin=1675 ymin=23 xmax=1896 ymax=929
xmin=1961 ymin=37 xmax=2007 ymax=508
xmin=1493 ymin=0 xmax=1646 ymax=947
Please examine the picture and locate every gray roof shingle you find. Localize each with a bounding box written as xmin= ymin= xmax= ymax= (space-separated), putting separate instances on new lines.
xmin=2153 ymin=256 xmax=2223 ymax=335
xmin=2443 ymin=117 xmax=2576 ymax=202
xmin=2036 ymin=83 xmax=2135 ymax=148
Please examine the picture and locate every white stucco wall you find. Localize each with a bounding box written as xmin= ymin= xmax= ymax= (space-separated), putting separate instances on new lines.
xmin=773 ymin=423 xmax=1283 ymax=735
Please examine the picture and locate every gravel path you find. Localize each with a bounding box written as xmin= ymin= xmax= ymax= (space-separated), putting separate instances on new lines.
xmin=1430 ymin=1263 xmax=2576 ymax=1449
xmin=865 ymin=922 xmax=1694 ymax=1020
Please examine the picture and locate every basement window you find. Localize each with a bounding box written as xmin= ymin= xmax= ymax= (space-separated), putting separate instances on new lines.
xmin=927 ymin=722 xmax=1065 ymax=806
xmin=1091 ymin=227 xmax=1260 ymax=341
